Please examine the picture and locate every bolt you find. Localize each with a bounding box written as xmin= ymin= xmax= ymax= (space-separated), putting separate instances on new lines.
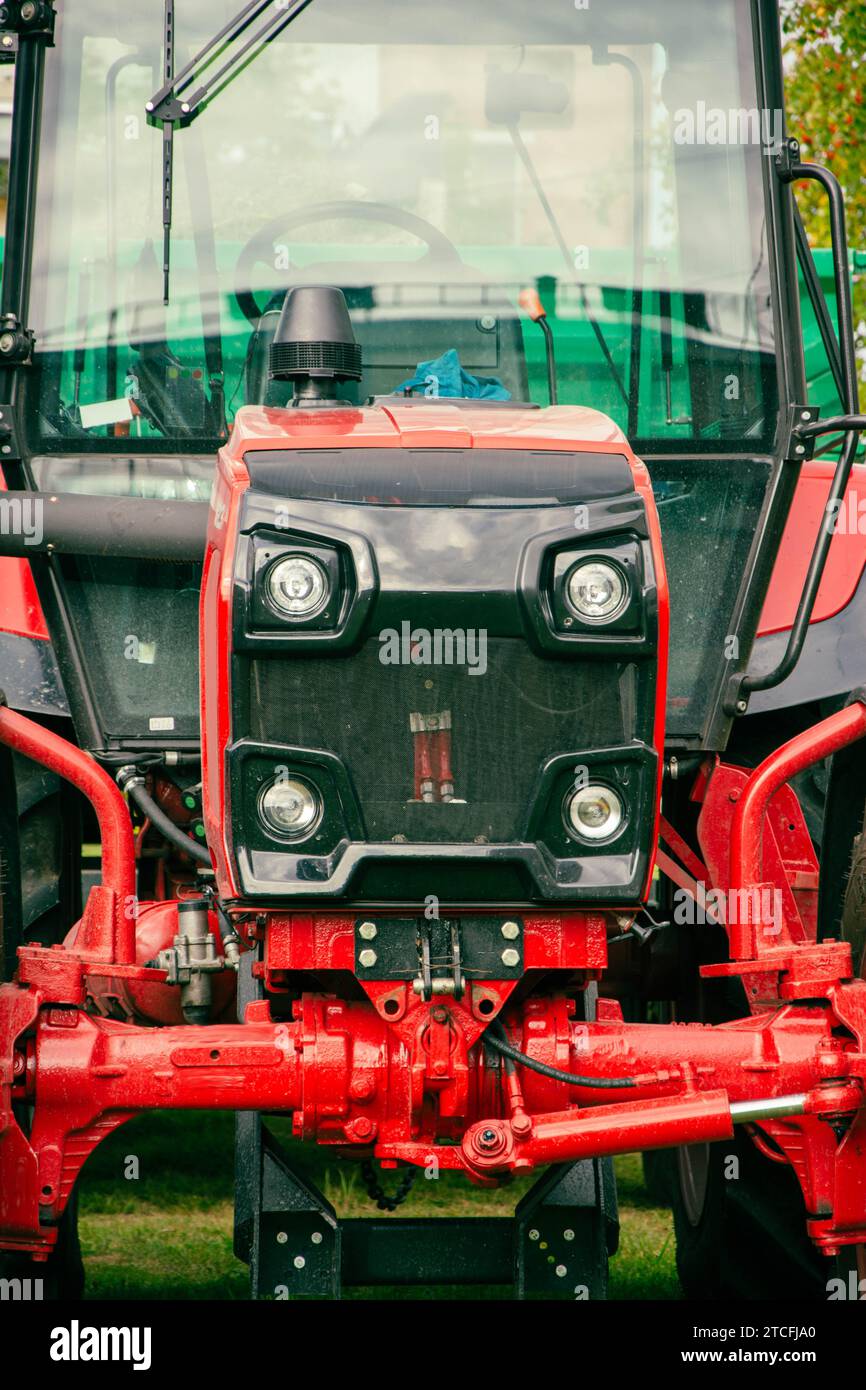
xmin=0 ymin=332 xmax=14 ymax=352
xmin=501 ymin=947 xmax=519 ymax=968
xmin=1 ymin=37 xmax=12 ymax=49
xmin=352 ymin=1116 xmax=374 ymax=1140
xmin=311 ymin=1231 xmax=323 ymax=1245
xmin=21 ymin=1 xmax=36 ymax=19
xmin=146 ymin=101 xmax=155 ymax=111
xmin=795 ymin=444 xmax=805 ymax=456
xmin=293 ymin=1255 xmax=305 ymax=1269
xmin=736 ymin=699 xmax=748 ymax=714
xmin=276 ymin=1231 xmax=288 ymax=1244
xmin=181 ymin=102 xmax=190 ymax=113
xmin=501 ymin=920 xmax=520 ymax=940
xmin=479 ymin=1128 xmax=499 ymax=1149
xmin=359 ymin=948 xmax=377 ymax=968
xmin=555 ymin=1264 xmax=568 ymax=1278
xmin=431 ymin=1005 xmax=448 ymax=1023
xmin=528 ymin=1228 xmax=540 ymax=1241
xmin=359 ymin=921 xmax=377 ymax=940
xmin=563 ymin=1228 xmax=575 ymax=1241
xmin=801 ymin=410 xmax=812 ymax=421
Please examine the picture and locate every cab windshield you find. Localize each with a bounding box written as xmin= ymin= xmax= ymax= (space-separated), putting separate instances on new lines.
xmin=28 ymin=0 xmax=777 ymax=455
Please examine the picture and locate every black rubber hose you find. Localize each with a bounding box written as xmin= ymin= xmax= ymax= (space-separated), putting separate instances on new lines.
xmin=483 ymin=1020 xmax=636 ymax=1090
xmin=123 ymin=776 xmax=212 ymax=866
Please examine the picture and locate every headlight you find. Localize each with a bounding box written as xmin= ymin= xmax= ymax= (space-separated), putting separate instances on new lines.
xmin=258 ymin=776 xmax=321 ymax=840
xmin=565 ymin=783 xmax=624 ymax=842
xmin=565 ymin=559 xmax=627 ymax=624
xmin=266 ymin=554 xmax=329 ymax=619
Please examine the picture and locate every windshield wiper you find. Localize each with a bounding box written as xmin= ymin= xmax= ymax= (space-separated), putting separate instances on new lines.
xmin=146 ymin=0 xmax=317 ymax=304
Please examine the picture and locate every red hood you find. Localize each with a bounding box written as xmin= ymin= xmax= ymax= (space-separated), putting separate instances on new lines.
xmin=226 ymin=401 xmax=631 ymax=458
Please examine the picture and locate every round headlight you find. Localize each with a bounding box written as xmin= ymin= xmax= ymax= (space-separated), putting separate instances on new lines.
xmin=267 ymin=554 xmax=329 ymax=619
xmin=565 ymin=783 xmax=624 ymax=842
xmin=258 ymin=777 xmax=321 ymax=840
xmin=565 ymin=560 xmax=627 ymax=623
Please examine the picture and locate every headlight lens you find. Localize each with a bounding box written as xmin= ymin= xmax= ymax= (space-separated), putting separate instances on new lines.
xmin=565 ymin=783 xmax=624 ymax=842
xmin=267 ymin=554 xmax=329 ymax=619
xmin=259 ymin=777 xmax=321 ymax=840
xmin=565 ymin=560 xmax=627 ymax=623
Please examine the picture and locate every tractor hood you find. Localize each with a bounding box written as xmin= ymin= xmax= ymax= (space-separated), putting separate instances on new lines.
xmin=223 ymin=400 xmax=632 ymax=457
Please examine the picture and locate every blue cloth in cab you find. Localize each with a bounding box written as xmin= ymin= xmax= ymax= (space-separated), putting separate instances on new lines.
xmin=396 ymin=347 xmax=511 ymax=401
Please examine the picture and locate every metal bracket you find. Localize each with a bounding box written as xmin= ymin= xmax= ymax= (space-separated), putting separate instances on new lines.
xmin=0 ymin=1 xmax=55 ymax=44
xmin=0 ymin=314 xmax=35 ymax=367
xmin=781 ymin=402 xmax=820 ymax=464
xmin=773 ymin=135 xmax=801 ymax=183
xmin=354 ymin=915 xmax=524 ymax=992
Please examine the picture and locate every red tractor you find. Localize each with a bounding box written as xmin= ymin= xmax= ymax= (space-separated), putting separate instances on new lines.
xmin=1 ymin=0 xmax=865 ymax=1301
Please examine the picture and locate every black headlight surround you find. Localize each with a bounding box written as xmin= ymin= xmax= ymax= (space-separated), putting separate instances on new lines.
xmin=524 ymin=743 xmax=657 ymax=865
xmin=233 ymin=499 xmax=379 ymax=653
xmin=518 ymin=516 xmax=658 ymax=657
xmin=230 ymin=738 xmax=364 ymax=861
xmin=553 ymin=542 xmax=643 ymax=635
xmin=252 ymin=536 xmax=342 ymax=632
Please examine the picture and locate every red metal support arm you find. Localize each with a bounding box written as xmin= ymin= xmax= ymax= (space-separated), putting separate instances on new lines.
xmin=0 ymin=705 xmax=137 ymax=963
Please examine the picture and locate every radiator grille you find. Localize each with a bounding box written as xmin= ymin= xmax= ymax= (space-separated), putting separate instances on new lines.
xmin=247 ymin=640 xmax=636 ymax=843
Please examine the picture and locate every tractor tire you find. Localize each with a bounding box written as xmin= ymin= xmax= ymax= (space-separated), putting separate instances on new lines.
xmin=641 ymin=1148 xmax=674 ymax=1206
xmin=0 ymin=735 xmax=86 ymax=1300
xmin=840 ymin=828 xmax=866 ymax=976
xmin=671 ymin=1132 xmax=828 ymax=1299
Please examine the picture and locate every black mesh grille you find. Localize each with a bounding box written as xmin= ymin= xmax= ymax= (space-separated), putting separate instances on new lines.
xmin=247 ymin=640 xmax=636 ymax=843
xmin=269 ymin=340 xmax=362 ymax=380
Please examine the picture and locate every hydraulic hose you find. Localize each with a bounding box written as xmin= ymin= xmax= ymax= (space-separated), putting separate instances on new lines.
xmin=118 ymin=767 xmax=212 ymax=867
xmin=484 ymin=1020 xmax=636 ymax=1090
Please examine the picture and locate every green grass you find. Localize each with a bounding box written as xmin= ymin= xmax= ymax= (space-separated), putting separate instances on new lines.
xmin=76 ymin=1112 xmax=680 ymax=1300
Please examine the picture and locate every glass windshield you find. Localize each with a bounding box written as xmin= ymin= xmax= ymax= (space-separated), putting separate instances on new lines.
xmin=26 ymin=0 xmax=777 ymax=455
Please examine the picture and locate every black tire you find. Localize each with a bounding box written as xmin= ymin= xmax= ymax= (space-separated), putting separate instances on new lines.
xmin=641 ymin=1148 xmax=674 ymax=1206
xmin=840 ymin=826 xmax=866 ymax=975
xmin=671 ymin=1132 xmax=828 ymax=1299
xmin=0 ymin=735 xmax=86 ymax=1299
xmin=668 ymin=936 xmax=829 ymax=1298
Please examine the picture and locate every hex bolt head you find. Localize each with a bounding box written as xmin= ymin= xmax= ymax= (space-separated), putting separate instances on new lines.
xmin=501 ymin=947 xmax=520 ymax=967
xmin=359 ymin=948 xmax=377 ymax=968
xmin=276 ymin=1231 xmax=288 ymax=1245
xmin=359 ymin=921 xmax=377 ymax=940
xmin=555 ymin=1264 xmax=568 ymax=1278
xmin=311 ymin=1232 xmax=323 ymax=1245
xmin=293 ymin=1255 xmax=306 ymax=1269
xmin=501 ymin=920 xmax=520 ymax=940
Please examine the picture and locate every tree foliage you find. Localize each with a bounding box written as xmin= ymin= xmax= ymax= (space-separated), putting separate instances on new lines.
xmin=782 ymin=1 xmax=866 ymax=386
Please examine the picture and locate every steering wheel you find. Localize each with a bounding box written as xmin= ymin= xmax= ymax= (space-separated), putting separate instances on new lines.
xmin=233 ymin=200 xmax=464 ymax=326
